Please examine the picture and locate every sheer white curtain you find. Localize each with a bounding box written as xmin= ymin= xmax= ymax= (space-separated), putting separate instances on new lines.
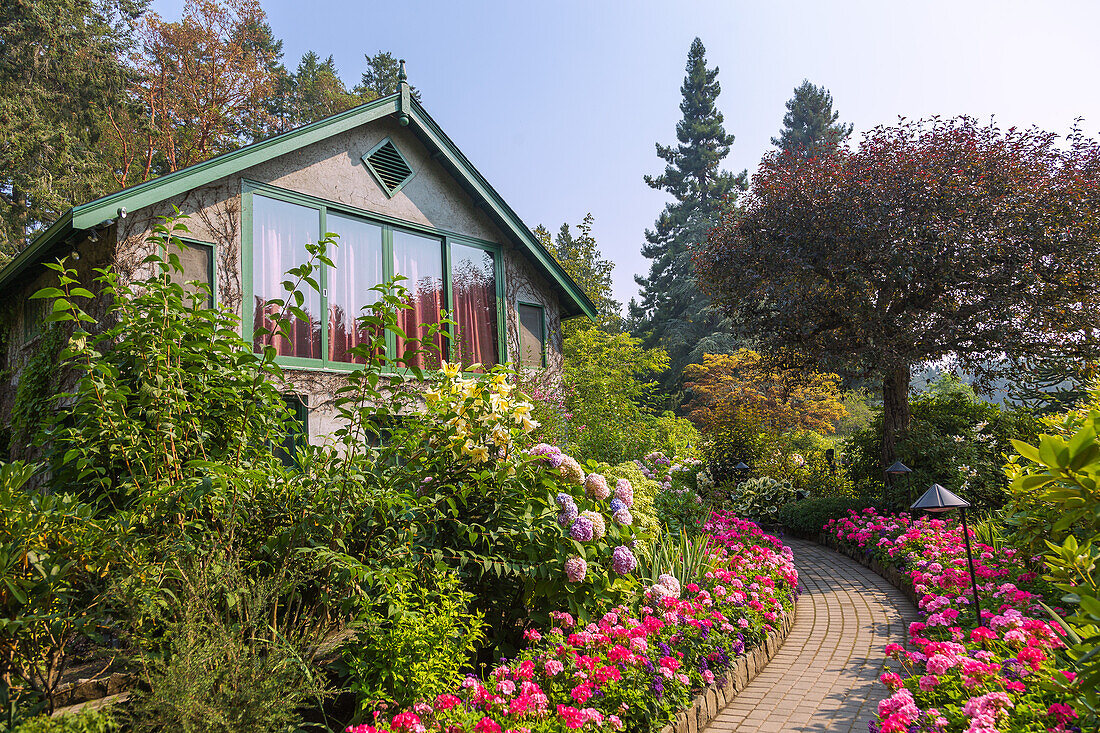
xmin=251 ymin=195 xmax=321 ymax=358
xmin=327 ymin=214 xmax=383 ymax=363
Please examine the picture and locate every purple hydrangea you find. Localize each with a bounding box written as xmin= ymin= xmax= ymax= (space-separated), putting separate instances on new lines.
xmin=557 ymin=502 xmax=579 ymax=526
xmin=581 ymin=510 xmax=606 ymax=540
xmin=609 ymin=498 xmax=626 ymax=514
xmin=614 ymin=479 xmax=634 ymax=508
xmin=613 ymin=508 xmax=633 ymax=526
xmin=555 ymin=492 xmax=574 ymax=508
xmin=564 ymin=555 xmax=587 ymax=583
xmin=570 ymin=516 xmax=594 ymax=541
xmin=585 ymin=473 xmax=610 ymax=500
xmin=611 ymin=545 xmax=637 ymax=575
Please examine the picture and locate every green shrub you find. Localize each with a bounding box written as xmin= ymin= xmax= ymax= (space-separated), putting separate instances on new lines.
xmin=342 ymin=570 xmax=484 ymax=713
xmin=127 ymin=559 xmax=328 ymax=733
xmin=606 ymin=461 xmax=661 ymax=540
xmin=777 ymin=496 xmax=879 ymax=536
xmin=14 ymin=708 xmax=118 ymax=733
xmin=845 ymin=383 xmax=1039 ymax=513
xmin=728 ymin=477 xmax=801 ymax=523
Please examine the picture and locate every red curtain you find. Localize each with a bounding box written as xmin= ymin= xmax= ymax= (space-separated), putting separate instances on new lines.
xmin=450 ymin=244 xmax=497 ymax=369
xmin=251 ymin=195 xmax=321 ymax=358
xmin=393 ymin=230 xmax=445 ymax=369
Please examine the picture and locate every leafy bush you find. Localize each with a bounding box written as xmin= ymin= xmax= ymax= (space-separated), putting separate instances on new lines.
xmin=562 ymin=326 xmax=698 ymax=464
xmin=342 ymin=570 xmax=484 ymax=712
xmin=728 ymin=477 xmax=801 ymax=523
xmin=0 ymin=461 xmax=108 ymax=712
xmin=776 ymin=496 xmax=878 ymax=536
xmin=127 ymin=558 xmax=329 ymax=733
xmin=845 ymin=383 xmax=1039 ymax=513
xmin=14 ymin=708 xmax=118 ymax=733
xmin=753 ymin=430 xmax=854 ymax=498
xmin=1005 ymin=385 xmax=1100 ymax=714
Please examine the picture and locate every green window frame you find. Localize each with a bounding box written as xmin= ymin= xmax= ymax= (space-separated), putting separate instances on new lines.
xmin=22 ymin=296 xmax=47 ymax=344
xmin=517 ymin=301 xmax=547 ymax=368
xmin=277 ymin=393 xmax=310 ymax=465
xmin=241 ymin=180 xmax=508 ymax=371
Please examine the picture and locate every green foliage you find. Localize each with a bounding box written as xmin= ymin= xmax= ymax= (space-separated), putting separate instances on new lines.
xmin=770 ymin=79 xmax=852 ymax=159
xmin=631 ymin=37 xmax=749 ymax=389
xmin=563 ymin=326 xmax=682 ymax=465
xmin=127 ymin=558 xmax=329 ymax=733
xmin=636 ymin=530 xmax=717 ymax=589
xmin=14 ymin=708 xmax=119 ymax=733
xmin=343 ymin=570 xmax=484 ymax=712
xmin=38 ymin=216 xmax=307 ymax=505
xmin=728 ymin=477 xmax=801 ymax=523
xmin=653 ymin=489 xmax=709 ymax=536
xmin=777 ymin=496 xmax=878 ymax=536
xmin=752 ymin=430 xmax=854 ymax=498
xmin=537 ymin=215 xmax=620 ymax=333
xmin=8 ymin=325 xmax=65 ymax=455
xmin=0 ymin=0 xmax=139 ymax=253
xmin=0 ymin=461 xmax=109 ymax=712
xmin=1005 ymin=397 xmax=1100 ymax=715
xmin=846 ymin=388 xmax=1039 ymax=513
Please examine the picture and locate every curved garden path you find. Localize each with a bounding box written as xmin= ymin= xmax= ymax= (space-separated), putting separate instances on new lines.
xmin=705 ymin=538 xmax=919 ymax=733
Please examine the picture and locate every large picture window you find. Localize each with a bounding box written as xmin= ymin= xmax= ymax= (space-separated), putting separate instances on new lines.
xmin=451 ymin=243 xmax=498 ymax=368
xmin=252 ymin=195 xmax=322 ymax=359
xmin=328 ymin=213 xmax=383 ymax=364
xmin=246 ymin=186 xmax=505 ymax=369
xmin=393 ymin=229 xmax=445 ymax=369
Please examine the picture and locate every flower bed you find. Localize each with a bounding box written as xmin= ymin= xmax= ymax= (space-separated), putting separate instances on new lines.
xmin=349 ymin=514 xmax=797 ymax=733
xmin=825 ymin=509 xmax=1082 ymax=733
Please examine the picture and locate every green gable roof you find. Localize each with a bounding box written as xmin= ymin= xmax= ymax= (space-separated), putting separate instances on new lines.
xmin=0 ymin=91 xmax=596 ymax=320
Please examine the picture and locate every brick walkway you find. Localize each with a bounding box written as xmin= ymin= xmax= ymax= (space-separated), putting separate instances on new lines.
xmin=704 ymin=538 xmax=919 ymax=733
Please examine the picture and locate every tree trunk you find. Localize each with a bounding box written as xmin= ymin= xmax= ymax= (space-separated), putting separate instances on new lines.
xmin=881 ymin=364 xmax=911 ymax=468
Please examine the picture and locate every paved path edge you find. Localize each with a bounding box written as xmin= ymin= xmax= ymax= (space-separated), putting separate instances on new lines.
xmin=658 ymin=592 xmax=798 ymax=733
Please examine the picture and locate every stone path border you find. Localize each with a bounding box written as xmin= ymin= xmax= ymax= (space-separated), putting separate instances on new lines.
xmin=659 ymin=603 xmax=796 ymax=733
xmin=697 ymin=537 xmax=919 ymax=733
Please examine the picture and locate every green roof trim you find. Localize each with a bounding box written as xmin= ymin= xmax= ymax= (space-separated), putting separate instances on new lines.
xmin=0 ymin=90 xmax=596 ymax=320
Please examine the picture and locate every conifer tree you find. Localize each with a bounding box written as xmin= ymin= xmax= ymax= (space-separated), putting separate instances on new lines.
xmin=631 ymin=38 xmax=747 ymax=390
xmin=771 ymin=79 xmax=852 ymax=158
xmin=536 ymin=214 xmax=620 ymax=334
xmin=354 ymin=51 xmax=420 ymax=102
xmin=0 ymin=0 xmax=145 ymax=257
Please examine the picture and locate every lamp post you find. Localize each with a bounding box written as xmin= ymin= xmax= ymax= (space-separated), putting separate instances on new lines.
xmin=885 ymin=460 xmax=913 ymax=507
xmin=733 ymin=461 xmax=749 ymax=481
xmin=911 ymin=483 xmax=983 ymax=627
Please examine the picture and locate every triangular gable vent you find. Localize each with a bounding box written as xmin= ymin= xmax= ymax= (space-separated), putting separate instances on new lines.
xmin=363 ymin=138 xmax=415 ymax=197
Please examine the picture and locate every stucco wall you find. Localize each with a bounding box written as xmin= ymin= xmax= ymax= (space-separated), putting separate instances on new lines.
xmin=103 ymin=113 xmax=566 ymax=442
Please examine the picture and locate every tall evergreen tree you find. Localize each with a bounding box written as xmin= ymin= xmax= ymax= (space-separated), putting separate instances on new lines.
xmin=287 ymin=52 xmax=361 ymax=128
xmin=771 ymin=79 xmax=852 ymax=158
xmin=535 ymin=214 xmax=620 ymax=334
xmin=354 ymin=51 xmax=420 ymax=102
xmin=0 ymin=0 xmax=146 ymax=258
xmin=631 ymin=38 xmax=747 ymax=390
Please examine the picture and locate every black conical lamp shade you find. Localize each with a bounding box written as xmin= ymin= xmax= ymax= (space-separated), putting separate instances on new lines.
xmin=734 ymin=462 xmax=749 ymax=471
xmin=911 ymin=483 xmax=970 ymax=513
xmin=885 ymin=460 xmax=912 ymax=475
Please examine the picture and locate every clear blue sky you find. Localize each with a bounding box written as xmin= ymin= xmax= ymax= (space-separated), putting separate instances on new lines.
xmin=155 ymin=0 xmax=1100 ymax=310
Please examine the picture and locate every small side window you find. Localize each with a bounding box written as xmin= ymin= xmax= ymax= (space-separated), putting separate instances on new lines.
xmin=169 ymin=240 xmax=215 ymax=308
xmin=23 ymin=297 xmax=47 ymax=344
xmin=277 ymin=394 xmax=310 ymax=465
xmin=517 ymin=303 xmax=545 ymax=368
